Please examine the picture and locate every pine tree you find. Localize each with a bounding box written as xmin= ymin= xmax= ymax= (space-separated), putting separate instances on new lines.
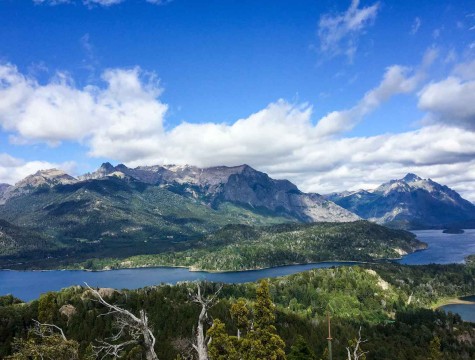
xmin=240 ymin=280 xmax=286 ymax=360
xmin=288 ymin=335 xmax=317 ymax=360
xmin=427 ymin=336 xmax=443 ymax=360
xmin=207 ymin=319 xmax=239 ymax=360
xmin=208 ymin=280 xmax=286 ymax=360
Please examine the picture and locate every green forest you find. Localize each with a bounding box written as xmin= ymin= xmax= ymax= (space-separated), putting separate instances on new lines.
xmin=1 ymin=262 xmax=474 ymax=359
xmin=73 ymin=222 xmax=425 ymax=271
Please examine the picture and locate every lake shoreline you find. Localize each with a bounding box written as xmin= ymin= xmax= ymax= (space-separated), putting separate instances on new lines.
xmin=433 ymin=296 xmax=475 ymax=309
xmin=1 ymin=259 xmax=369 ymax=274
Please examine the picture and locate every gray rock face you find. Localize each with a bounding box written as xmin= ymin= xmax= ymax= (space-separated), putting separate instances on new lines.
xmin=327 ymin=173 xmax=475 ymax=229
xmin=0 ymin=169 xmax=78 ymax=204
xmin=0 ymin=184 xmax=11 ymax=197
xmin=80 ymin=163 xmax=359 ymax=222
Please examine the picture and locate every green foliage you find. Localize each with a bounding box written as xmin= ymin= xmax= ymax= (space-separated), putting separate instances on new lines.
xmin=230 ymin=298 xmax=250 ymax=336
xmin=427 ymin=337 xmax=443 ymax=360
xmin=0 ymin=178 xmax=289 ymax=269
xmin=103 ymin=221 xmax=423 ymax=271
xmin=38 ymin=293 xmax=59 ymax=323
xmin=209 ymin=280 xmax=286 ymax=360
xmin=288 ymin=335 xmax=317 ymax=360
xmin=207 ymin=319 xmax=239 ymax=360
xmin=0 ymin=294 xmax=23 ymax=307
xmin=0 ymin=263 xmax=474 ymax=359
xmin=255 ymin=280 xmax=276 ymax=328
xmin=7 ymin=329 xmax=79 ymax=360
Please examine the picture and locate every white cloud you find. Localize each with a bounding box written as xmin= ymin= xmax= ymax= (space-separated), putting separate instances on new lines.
xmin=411 ymin=17 xmax=421 ymax=35
xmin=318 ymin=0 xmax=380 ymax=60
xmin=2 ymin=61 xmax=475 ymax=201
xmin=315 ymin=65 xmax=420 ymax=136
xmin=418 ymin=72 xmax=475 ymax=129
xmin=0 ymin=64 xmax=167 ymax=151
xmin=0 ymin=153 xmax=75 ymax=186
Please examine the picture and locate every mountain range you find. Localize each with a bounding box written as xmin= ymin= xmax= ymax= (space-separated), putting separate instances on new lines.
xmin=0 ymin=163 xmax=358 ymax=266
xmin=326 ymin=173 xmax=475 ymax=229
xmin=1 ymin=163 xmax=474 ymax=268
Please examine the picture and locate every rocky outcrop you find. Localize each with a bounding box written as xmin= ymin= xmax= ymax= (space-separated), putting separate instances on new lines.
xmin=59 ymin=304 xmax=77 ymax=320
xmin=0 ymin=169 xmax=77 ymax=204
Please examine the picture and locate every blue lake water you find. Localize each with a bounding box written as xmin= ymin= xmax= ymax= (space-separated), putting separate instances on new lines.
xmin=0 ymin=262 xmax=356 ymax=302
xmin=441 ymin=296 xmax=475 ymax=323
xmin=1 ymin=229 xmax=475 ymax=322
xmin=398 ymin=229 xmax=475 ymax=265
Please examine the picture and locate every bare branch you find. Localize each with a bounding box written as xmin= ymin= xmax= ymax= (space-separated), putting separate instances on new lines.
xmin=189 ymin=283 xmax=223 ymax=360
xmin=346 ymin=327 xmax=369 ymax=360
xmin=85 ymin=283 xmax=159 ymax=360
xmin=31 ymin=319 xmax=67 ymax=341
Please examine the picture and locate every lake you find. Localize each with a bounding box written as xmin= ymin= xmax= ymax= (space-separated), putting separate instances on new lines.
xmin=398 ymin=229 xmax=475 ymax=265
xmin=1 ymin=229 xmax=475 ymax=320
xmin=440 ymin=296 xmax=475 ymax=323
xmin=0 ymin=261 xmax=357 ymax=302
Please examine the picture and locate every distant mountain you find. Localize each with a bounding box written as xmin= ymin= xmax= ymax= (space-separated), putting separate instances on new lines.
xmin=0 ymin=169 xmax=77 ymax=204
xmin=0 ymin=163 xmax=358 ymax=267
xmin=79 ymin=163 xmax=359 ymax=223
xmin=326 ymin=173 xmax=475 ymax=229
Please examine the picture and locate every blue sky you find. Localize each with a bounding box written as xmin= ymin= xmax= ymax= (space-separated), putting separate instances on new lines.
xmin=1 ymin=0 xmax=475 ymax=199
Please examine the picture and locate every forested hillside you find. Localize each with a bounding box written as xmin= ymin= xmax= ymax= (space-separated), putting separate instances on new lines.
xmin=1 ymin=263 xmax=474 ymax=359
xmin=74 ymin=221 xmax=426 ymax=271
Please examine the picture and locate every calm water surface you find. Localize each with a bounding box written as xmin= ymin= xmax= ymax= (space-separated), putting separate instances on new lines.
xmin=0 ymin=262 xmax=356 ymax=302
xmin=399 ymin=229 xmax=475 ymax=265
xmin=2 ymin=229 xmax=475 ymax=320
xmin=441 ymin=296 xmax=475 ymax=323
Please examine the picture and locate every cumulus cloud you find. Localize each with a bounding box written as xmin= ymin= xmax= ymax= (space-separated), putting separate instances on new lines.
xmin=0 ymin=153 xmax=75 ymax=186
xmin=418 ymin=60 xmax=475 ymax=130
xmin=0 ymin=64 xmax=167 ymax=151
xmin=2 ymin=61 xmax=475 ymax=201
xmin=318 ymin=0 xmax=380 ymax=60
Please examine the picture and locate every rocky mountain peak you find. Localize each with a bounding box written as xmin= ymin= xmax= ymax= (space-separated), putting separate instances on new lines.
xmin=17 ymin=169 xmax=77 ymax=187
xmin=327 ymin=173 xmax=475 ymax=229
xmin=402 ymin=173 xmax=422 ymax=183
xmin=100 ymin=162 xmax=115 ymax=172
xmin=0 ymin=169 xmax=77 ymax=205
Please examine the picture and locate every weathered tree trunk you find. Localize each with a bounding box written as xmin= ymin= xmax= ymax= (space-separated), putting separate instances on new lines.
xmin=86 ymin=284 xmax=159 ymax=360
xmin=190 ymin=283 xmax=222 ymax=360
xmin=194 ymin=305 xmax=209 ymax=360
xmin=140 ymin=310 xmax=159 ymax=360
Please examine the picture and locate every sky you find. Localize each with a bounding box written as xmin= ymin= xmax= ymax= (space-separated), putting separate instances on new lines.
xmin=1 ymin=0 xmax=475 ymax=200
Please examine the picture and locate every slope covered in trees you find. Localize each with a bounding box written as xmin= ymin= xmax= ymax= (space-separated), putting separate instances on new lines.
xmin=79 ymin=221 xmax=425 ymax=271
xmin=1 ymin=263 xmax=474 ymax=359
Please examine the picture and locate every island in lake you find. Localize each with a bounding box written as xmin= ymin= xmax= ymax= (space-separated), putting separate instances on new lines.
xmin=443 ymin=228 xmax=465 ymax=234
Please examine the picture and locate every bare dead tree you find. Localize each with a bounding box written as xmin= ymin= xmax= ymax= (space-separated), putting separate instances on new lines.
xmin=85 ymin=283 xmax=159 ymax=360
xmin=189 ymin=283 xmax=222 ymax=360
xmin=346 ymin=327 xmax=368 ymax=360
xmin=31 ymin=319 xmax=67 ymax=341
xmin=9 ymin=320 xmax=79 ymax=360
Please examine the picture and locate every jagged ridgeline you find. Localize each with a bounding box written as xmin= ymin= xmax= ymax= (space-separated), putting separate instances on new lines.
xmin=326 ymin=173 xmax=475 ymax=229
xmin=0 ymin=163 xmax=425 ymax=269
